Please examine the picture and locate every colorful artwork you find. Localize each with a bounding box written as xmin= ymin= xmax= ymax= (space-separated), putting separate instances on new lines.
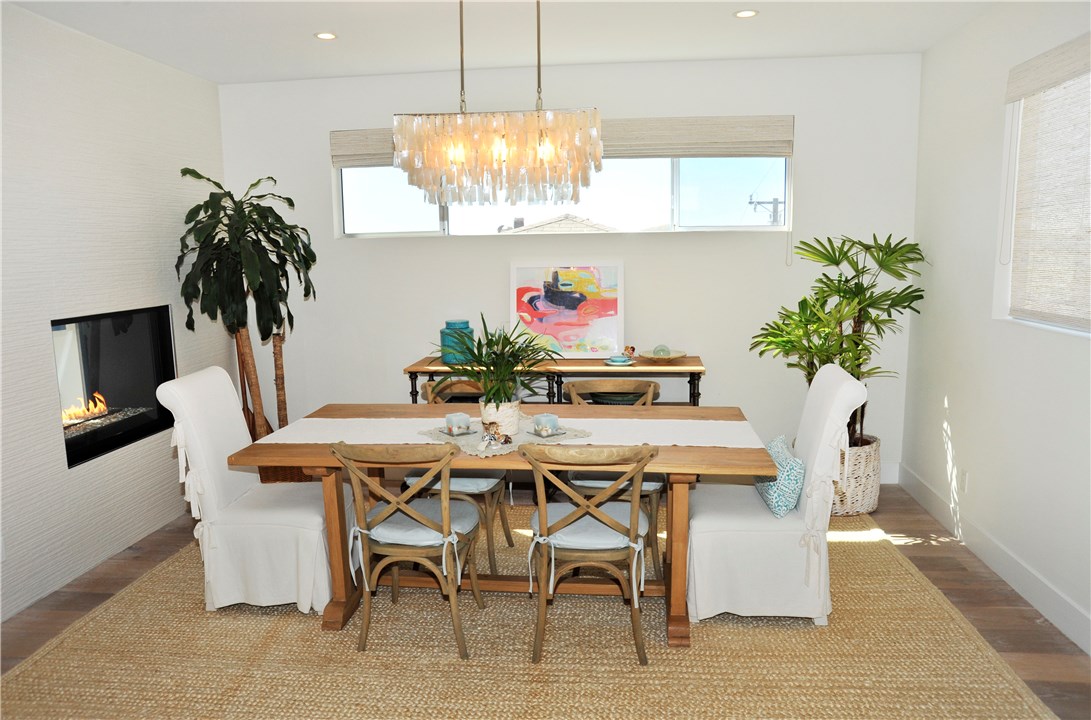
xmin=511 ymin=263 xmax=623 ymax=357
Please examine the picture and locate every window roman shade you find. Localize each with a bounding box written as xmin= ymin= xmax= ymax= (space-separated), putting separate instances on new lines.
xmin=601 ymin=116 xmax=793 ymax=158
xmin=1006 ymin=33 xmax=1090 ymax=332
xmin=330 ymin=128 xmax=394 ymax=169
xmin=330 ymin=115 xmax=795 ymax=168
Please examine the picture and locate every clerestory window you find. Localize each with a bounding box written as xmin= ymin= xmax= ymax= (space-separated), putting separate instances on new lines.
xmin=332 ymin=116 xmax=793 ymax=236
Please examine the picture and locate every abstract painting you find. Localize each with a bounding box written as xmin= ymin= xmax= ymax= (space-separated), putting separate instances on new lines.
xmin=511 ymin=263 xmax=623 ymax=358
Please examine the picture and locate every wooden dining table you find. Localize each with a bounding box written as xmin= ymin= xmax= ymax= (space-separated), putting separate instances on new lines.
xmin=227 ymin=403 xmax=775 ymax=647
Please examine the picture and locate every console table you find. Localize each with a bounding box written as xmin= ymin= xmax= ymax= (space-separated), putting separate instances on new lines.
xmin=402 ymin=355 xmax=706 ymax=405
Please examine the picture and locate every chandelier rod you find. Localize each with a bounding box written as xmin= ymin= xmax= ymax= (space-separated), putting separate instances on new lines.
xmin=458 ymin=0 xmax=467 ymax=113
xmin=535 ymin=0 xmax=543 ymax=111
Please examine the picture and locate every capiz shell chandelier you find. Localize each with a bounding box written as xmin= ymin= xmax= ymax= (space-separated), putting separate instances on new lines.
xmin=392 ymin=1 xmax=602 ymax=206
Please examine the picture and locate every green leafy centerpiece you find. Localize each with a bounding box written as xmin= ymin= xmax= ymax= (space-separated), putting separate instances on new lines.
xmin=437 ymin=314 xmax=561 ymax=436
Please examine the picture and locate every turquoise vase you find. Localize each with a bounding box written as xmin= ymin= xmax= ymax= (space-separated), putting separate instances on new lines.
xmin=440 ymin=320 xmax=473 ymax=365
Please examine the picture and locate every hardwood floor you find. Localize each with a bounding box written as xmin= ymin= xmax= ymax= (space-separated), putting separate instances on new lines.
xmin=3 ymin=485 xmax=1088 ymax=718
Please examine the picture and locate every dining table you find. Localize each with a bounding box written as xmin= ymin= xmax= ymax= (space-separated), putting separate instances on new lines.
xmin=226 ymin=403 xmax=775 ymax=647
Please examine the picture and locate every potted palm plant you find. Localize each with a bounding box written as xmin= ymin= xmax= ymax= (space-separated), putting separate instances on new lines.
xmin=176 ymin=168 xmax=316 ymax=439
xmin=750 ymin=234 xmax=926 ymax=514
xmin=437 ymin=314 xmax=561 ymax=436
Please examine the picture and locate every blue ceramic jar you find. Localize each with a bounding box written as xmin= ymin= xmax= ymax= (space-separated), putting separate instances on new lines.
xmin=440 ymin=319 xmax=474 ymax=365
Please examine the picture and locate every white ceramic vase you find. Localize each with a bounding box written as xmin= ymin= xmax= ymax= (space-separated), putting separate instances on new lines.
xmin=480 ymin=400 xmax=520 ymax=437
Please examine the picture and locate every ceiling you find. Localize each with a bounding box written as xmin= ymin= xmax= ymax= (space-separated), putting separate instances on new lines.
xmin=16 ymin=1 xmax=1002 ymax=85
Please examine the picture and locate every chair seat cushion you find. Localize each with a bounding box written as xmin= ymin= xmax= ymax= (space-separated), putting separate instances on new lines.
xmin=367 ymin=498 xmax=479 ymax=546
xmin=531 ymin=502 xmax=649 ymax=550
xmin=754 ymin=435 xmax=806 ymax=518
xmin=405 ymin=468 xmax=505 ymax=494
xmin=690 ymin=483 xmax=805 ymax=534
xmin=569 ymin=470 xmax=664 ymax=492
xmin=218 ymin=482 xmax=329 ymax=530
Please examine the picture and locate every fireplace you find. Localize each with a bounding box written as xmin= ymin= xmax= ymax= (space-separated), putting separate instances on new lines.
xmin=51 ymin=305 xmax=177 ymax=467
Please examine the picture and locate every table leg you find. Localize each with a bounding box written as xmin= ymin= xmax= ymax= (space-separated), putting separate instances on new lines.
xmin=688 ymin=373 xmax=703 ymax=406
xmin=408 ymin=372 xmax=420 ymax=404
xmin=665 ymin=473 xmax=696 ymax=647
xmin=311 ymin=466 xmax=361 ymax=631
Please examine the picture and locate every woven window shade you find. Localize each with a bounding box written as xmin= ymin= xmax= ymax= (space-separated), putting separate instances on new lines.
xmin=330 ymin=115 xmax=794 ymax=168
xmin=1007 ymin=34 xmax=1091 ymax=332
xmin=601 ymin=116 xmax=793 ymax=158
xmin=330 ymin=128 xmax=394 ymax=169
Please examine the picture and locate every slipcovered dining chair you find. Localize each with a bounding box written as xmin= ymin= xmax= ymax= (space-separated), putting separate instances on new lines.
xmin=156 ymin=366 xmax=352 ymax=614
xmin=330 ymin=442 xmax=485 ymax=660
xmin=686 ymin=364 xmax=867 ymax=624
xmin=520 ymin=443 xmax=659 ymax=665
xmin=412 ymin=379 xmax=514 ymax=571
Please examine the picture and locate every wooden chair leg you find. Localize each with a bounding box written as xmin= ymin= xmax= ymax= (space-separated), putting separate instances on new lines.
xmin=532 ymin=547 xmax=549 ymax=663
xmin=445 ymin=568 xmax=469 ymax=660
xmin=391 ymin=564 xmax=400 ymax=604
xmin=480 ymin=492 xmax=499 ymax=575
xmin=647 ymin=492 xmax=662 ymax=579
xmin=630 ymin=601 xmax=648 ymax=666
xmin=466 ymin=537 xmax=485 ymax=609
xmin=357 ymin=588 xmax=373 ymax=652
xmin=497 ymin=498 xmax=515 ymax=547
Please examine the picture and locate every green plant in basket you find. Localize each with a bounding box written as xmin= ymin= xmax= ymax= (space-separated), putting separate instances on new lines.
xmin=437 ymin=314 xmax=561 ymax=407
xmin=750 ymin=233 xmax=926 ymax=444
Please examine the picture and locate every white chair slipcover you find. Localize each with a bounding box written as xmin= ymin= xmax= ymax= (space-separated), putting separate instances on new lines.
xmin=686 ymin=364 xmax=867 ymax=624
xmin=157 ymin=366 xmax=350 ymax=614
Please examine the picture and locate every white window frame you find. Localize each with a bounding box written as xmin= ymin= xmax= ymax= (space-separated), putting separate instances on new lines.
xmin=993 ymin=33 xmax=1091 ymax=335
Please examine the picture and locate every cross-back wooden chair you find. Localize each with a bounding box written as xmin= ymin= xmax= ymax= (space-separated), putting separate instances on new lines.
xmin=421 ymin=379 xmax=484 ymax=404
xmin=562 ymin=378 xmax=665 ymax=578
xmin=413 ymin=379 xmax=514 ymax=567
xmin=519 ymin=443 xmax=660 ymax=665
xmin=330 ymin=442 xmax=485 ymax=660
xmin=563 ymin=379 xmax=660 ymax=406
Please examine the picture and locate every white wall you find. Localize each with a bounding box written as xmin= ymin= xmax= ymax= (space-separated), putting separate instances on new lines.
xmin=907 ymin=3 xmax=1090 ymax=652
xmin=0 ymin=6 xmax=232 ymax=617
xmin=218 ymin=54 xmax=921 ymax=483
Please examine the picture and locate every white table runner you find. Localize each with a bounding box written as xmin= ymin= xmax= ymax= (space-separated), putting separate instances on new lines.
xmin=257 ymin=416 xmax=764 ymax=449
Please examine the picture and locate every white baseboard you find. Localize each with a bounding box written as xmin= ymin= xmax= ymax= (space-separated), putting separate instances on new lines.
xmin=899 ymin=467 xmax=1090 ymax=654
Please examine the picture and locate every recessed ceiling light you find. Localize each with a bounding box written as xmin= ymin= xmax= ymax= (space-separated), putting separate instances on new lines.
xmin=314 ymin=32 xmax=337 ymax=41
xmin=735 ymin=10 xmax=758 ymax=19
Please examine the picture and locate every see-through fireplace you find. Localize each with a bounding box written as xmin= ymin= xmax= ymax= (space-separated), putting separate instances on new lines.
xmin=51 ymin=305 xmax=176 ymax=467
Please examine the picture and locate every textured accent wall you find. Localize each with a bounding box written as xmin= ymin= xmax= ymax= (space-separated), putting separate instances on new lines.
xmin=1 ymin=6 xmax=232 ymax=617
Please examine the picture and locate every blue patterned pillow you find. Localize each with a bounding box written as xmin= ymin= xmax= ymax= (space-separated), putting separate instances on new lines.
xmin=755 ymin=435 xmax=806 ymax=518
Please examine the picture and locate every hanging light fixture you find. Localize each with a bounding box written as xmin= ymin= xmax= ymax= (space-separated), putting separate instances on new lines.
xmin=392 ymin=0 xmax=603 ymax=206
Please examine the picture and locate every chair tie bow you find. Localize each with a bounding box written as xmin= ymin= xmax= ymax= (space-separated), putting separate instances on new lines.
xmin=527 ymin=535 xmax=556 ymax=595
xmin=349 ymin=525 xmax=369 ymax=591
xmin=440 ymin=532 xmax=462 ymax=580
xmin=629 ymin=537 xmax=646 ymax=608
xmin=170 ymin=425 xmax=205 ymax=520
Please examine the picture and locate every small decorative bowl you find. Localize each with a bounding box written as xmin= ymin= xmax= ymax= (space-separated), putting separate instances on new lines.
xmin=639 ymin=349 xmax=686 ymax=363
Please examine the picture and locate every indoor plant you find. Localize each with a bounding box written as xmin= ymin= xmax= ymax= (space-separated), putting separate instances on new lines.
xmin=176 ymin=168 xmax=317 ymax=439
xmin=437 ymin=314 xmax=561 ymax=436
xmin=750 ymin=234 xmax=926 ymax=513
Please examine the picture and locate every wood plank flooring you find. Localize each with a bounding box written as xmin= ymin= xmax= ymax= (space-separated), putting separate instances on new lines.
xmin=3 ymin=485 xmax=1088 ymax=718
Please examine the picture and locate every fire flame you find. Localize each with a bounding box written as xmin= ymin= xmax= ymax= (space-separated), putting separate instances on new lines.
xmin=62 ymin=392 xmax=107 ymax=426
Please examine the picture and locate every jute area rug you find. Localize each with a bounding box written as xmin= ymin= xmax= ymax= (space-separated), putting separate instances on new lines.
xmin=2 ymin=511 xmax=1053 ymax=719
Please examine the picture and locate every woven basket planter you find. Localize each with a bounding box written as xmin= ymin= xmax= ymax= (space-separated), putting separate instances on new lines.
xmin=832 ymin=434 xmax=881 ymax=515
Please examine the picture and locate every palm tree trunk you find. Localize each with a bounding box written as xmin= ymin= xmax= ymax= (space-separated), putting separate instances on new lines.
xmin=272 ymin=331 xmax=288 ymax=428
xmin=234 ymin=327 xmax=273 ymax=439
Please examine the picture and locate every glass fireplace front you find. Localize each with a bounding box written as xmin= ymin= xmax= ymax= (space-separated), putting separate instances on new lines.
xmin=51 ymin=304 xmax=177 ymax=467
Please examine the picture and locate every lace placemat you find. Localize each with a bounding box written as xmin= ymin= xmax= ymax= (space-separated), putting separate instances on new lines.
xmin=418 ymin=414 xmax=591 ymax=458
